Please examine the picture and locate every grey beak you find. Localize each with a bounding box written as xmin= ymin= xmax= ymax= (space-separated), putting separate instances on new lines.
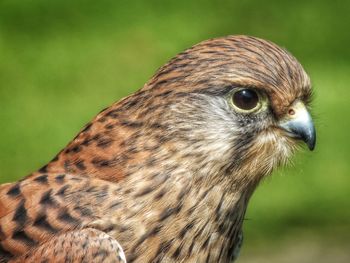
xmin=278 ymin=101 xmax=316 ymax=151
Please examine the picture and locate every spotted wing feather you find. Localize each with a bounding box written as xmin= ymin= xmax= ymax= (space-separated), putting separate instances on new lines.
xmin=0 ymin=172 xmax=125 ymax=262
xmin=10 ymin=228 xmax=126 ymax=263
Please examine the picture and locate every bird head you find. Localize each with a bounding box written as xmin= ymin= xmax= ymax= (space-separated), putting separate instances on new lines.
xmin=137 ymin=35 xmax=315 ymax=186
xmin=11 ymin=35 xmax=317 ymax=263
xmin=54 ymin=35 xmax=315 ymax=189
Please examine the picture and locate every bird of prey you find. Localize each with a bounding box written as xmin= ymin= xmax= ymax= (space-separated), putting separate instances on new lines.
xmin=0 ymin=35 xmax=316 ymax=263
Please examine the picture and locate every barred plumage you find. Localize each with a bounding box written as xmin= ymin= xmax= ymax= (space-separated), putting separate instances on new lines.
xmin=0 ymin=35 xmax=315 ymax=262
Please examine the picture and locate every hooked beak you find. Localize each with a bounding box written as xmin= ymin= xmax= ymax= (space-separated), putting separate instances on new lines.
xmin=278 ymin=101 xmax=316 ymax=151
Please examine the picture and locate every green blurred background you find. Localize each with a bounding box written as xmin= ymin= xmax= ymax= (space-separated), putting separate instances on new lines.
xmin=0 ymin=0 xmax=349 ymax=262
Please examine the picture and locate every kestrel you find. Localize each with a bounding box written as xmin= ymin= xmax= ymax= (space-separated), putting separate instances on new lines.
xmin=0 ymin=35 xmax=316 ymax=263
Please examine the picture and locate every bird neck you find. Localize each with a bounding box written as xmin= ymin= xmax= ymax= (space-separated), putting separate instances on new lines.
xmin=39 ymin=97 xmax=262 ymax=262
xmin=99 ymin=167 xmax=258 ymax=263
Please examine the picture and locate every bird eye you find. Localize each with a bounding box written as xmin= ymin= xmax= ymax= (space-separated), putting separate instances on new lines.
xmin=231 ymin=88 xmax=260 ymax=112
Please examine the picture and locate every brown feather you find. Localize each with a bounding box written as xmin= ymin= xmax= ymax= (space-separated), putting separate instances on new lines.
xmin=0 ymin=35 xmax=312 ymax=263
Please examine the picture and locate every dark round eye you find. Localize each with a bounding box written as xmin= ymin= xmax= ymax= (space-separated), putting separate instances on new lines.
xmin=232 ymin=89 xmax=259 ymax=111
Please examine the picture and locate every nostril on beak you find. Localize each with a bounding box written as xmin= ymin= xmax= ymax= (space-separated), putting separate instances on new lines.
xmin=278 ymin=101 xmax=316 ymax=151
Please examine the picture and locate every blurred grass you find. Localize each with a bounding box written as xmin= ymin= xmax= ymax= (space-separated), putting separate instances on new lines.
xmin=0 ymin=0 xmax=349 ymax=258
